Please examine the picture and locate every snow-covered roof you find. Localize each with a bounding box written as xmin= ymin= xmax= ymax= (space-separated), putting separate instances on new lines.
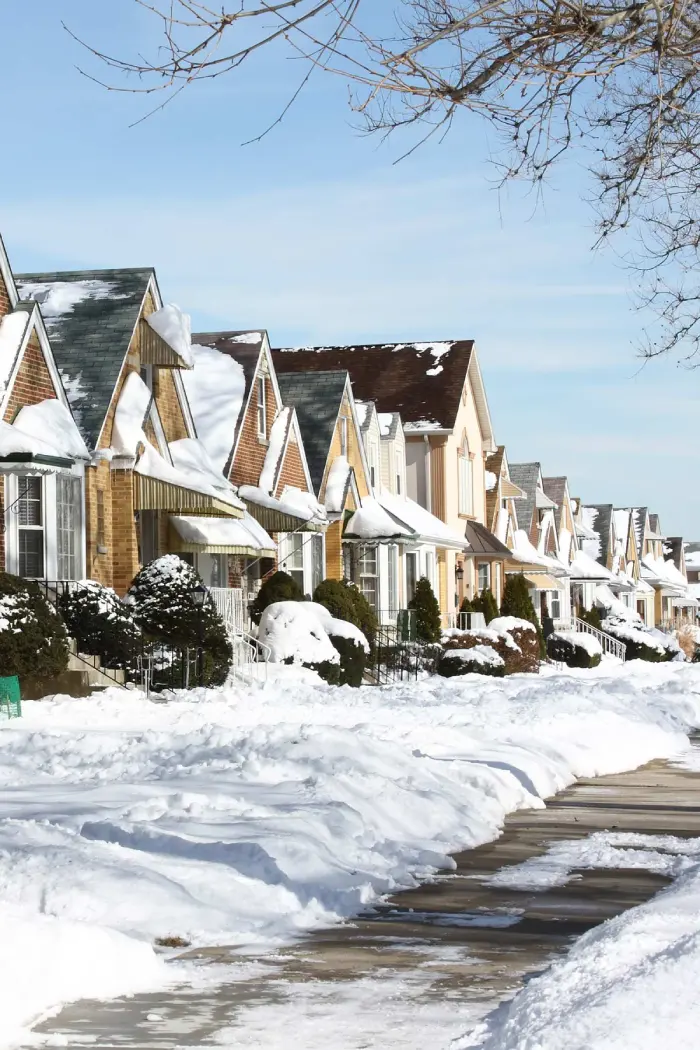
xmin=510 ymin=529 xmax=567 ymax=574
xmin=238 ymin=484 xmax=327 ymax=527
xmin=181 ymin=342 xmax=246 ymax=474
xmin=169 ymin=438 xmax=244 ymax=509
xmin=378 ymin=491 xmax=468 ymax=550
xmin=344 ymin=498 xmax=414 ymax=542
xmin=12 ymin=399 xmax=89 ymax=461
xmin=169 ymin=512 xmax=275 ymax=554
xmin=0 ymin=309 xmax=30 ymax=394
xmin=146 ymin=304 xmax=194 ymax=367
xmin=258 ymin=408 xmax=290 ymax=494
xmin=324 ymin=456 xmax=352 ymax=514
xmin=568 ymin=550 xmax=615 ymax=581
xmin=641 ymin=553 xmax=688 ymax=592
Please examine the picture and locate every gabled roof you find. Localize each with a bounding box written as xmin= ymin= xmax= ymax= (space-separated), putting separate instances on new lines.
xmin=273 ymin=339 xmax=491 ymax=439
xmin=649 ymin=513 xmax=662 ymax=538
xmin=508 ymin=463 xmax=541 ymax=534
xmin=15 ymin=267 xmax=155 ymax=449
xmin=583 ymin=504 xmax=613 ymax=564
xmin=628 ymin=507 xmax=648 ymax=556
xmin=277 ymin=371 xmax=349 ymax=492
xmin=484 ymin=446 xmax=506 ymax=532
xmin=665 ymin=536 xmax=685 ymax=571
xmin=542 ymin=477 xmax=567 ymax=532
xmin=463 ymin=520 xmax=512 ymax=558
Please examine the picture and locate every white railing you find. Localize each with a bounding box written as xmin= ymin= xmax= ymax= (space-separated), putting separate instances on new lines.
xmin=229 ymin=631 xmax=271 ymax=683
xmin=209 ymin=587 xmax=248 ymax=634
xmin=571 ymin=616 xmax=627 ymax=662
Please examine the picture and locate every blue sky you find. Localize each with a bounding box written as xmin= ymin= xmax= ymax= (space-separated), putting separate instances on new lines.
xmin=1 ymin=2 xmax=696 ymax=536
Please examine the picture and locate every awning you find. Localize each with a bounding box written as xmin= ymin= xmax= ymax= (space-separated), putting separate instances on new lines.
xmin=239 ymin=484 xmax=327 ymax=533
xmin=523 ymin=572 xmax=566 ymax=591
xmin=169 ymin=513 xmax=275 ymax=556
xmin=673 ymin=595 xmax=699 ymax=609
xmin=343 ymin=498 xmax=416 ymax=544
xmin=0 ymin=453 xmax=74 ymax=475
xmin=377 ymin=491 xmax=469 ymax=550
xmin=462 ymin=520 xmax=512 ymax=558
xmin=0 ymin=401 xmax=88 ymax=475
xmin=134 ymin=442 xmax=243 ymax=518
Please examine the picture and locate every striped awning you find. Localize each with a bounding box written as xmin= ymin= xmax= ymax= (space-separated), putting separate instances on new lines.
xmin=523 ymin=572 xmax=566 ymax=591
xmin=169 ymin=514 xmax=275 ymax=556
xmin=134 ymin=475 xmax=242 ymax=517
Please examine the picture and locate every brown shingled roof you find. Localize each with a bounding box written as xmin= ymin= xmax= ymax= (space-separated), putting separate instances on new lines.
xmin=272 ymin=340 xmax=474 ymax=430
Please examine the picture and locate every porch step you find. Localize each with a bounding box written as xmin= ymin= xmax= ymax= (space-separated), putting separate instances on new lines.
xmin=66 ymin=639 xmax=126 ymax=687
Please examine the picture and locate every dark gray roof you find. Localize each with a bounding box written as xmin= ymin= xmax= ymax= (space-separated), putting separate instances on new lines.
xmin=277 ymin=371 xmax=348 ymax=492
xmin=628 ymin=507 xmax=648 ymax=556
xmin=665 ymin=536 xmax=684 ymax=570
xmin=584 ymin=504 xmax=613 ymax=564
xmin=464 ymin=520 xmax=512 ymax=558
xmin=649 ymin=513 xmax=662 ymax=538
xmin=15 ymin=268 xmax=153 ymax=449
xmin=508 ymin=463 xmax=540 ymax=534
xmin=542 ymin=476 xmax=567 ymax=532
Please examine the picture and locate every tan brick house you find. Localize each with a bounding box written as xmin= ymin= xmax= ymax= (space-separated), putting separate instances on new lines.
xmin=15 ymin=265 xmax=243 ymax=596
xmin=0 ymin=236 xmax=89 ymax=583
xmin=183 ymin=330 xmax=327 ymax=599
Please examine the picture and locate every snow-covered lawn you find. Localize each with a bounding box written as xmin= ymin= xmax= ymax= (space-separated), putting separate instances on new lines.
xmin=1 ymin=662 xmax=700 ymax=1047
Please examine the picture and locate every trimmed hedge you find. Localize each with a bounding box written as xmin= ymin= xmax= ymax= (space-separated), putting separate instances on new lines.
xmin=602 ymin=616 xmax=680 ymax=663
xmin=438 ymin=646 xmax=505 ymax=678
xmin=59 ymin=580 xmax=141 ymax=670
xmin=313 ymin=578 xmax=378 ymax=649
xmin=251 ymin=571 xmax=303 ymax=625
xmin=127 ymin=555 xmax=232 ymax=686
xmin=0 ymin=573 xmax=68 ymax=680
xmin=546 ymin=631 xmax=602 ymax=669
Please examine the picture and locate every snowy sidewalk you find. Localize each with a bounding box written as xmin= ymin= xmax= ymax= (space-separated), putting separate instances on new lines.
xmin=2 ymin=662 xmax=700 ymax=1046
xmin=27 ymin=739 xmax=700 ymax=1049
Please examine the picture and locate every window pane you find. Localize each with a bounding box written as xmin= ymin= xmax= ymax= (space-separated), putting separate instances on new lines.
xmin=359 ymin=546 xmax=377 ymax=575
xmin=18 ymin=476 xmax=42 ymax=526
xmin=57 ymin=475 xmax=80 ymax=580
xmin=478 ymin=563 xmax=489 ymax=591
xmin=19 ymin=529 xmax=44 ymax=578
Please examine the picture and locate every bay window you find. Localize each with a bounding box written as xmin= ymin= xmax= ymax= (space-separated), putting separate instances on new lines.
xmin=18 ymin=477 xmax=44 ymax=578
xmin=56 ymin=475 xmax=81 ymax=580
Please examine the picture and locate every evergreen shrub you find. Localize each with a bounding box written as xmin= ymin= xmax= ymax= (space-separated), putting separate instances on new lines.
xmin=408 ymin=577 xmax=442 ymax=644
xmin=0 ymin=573 xmax=68 ymax=681
xmin=579 ymin=606 xmax=603 ymax=631
xmin=500 ymin=574 xmax=546 ymax=658
xmin=127 ymin=556 xmax=232 ymax=686
xmin=251 ymin=570 xmax=303 ymax=624
xmin=438 ymin=646 xmax=505 ymax=678
xmin=546 ymin=632 xmax=602 ymax=669
xmin=59 ymin=580 xmax=141 ymax=670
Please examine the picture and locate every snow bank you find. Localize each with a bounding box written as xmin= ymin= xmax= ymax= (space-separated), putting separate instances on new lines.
xmin=489 ymin=616 xmax=536 ymax=634
xmin=459 ymin=851 xmax=700 ymax=1050
xmin=2 ymin=664 xmax=700 ymax=1043
xmin=0 ymin=911 xmax=168 ymax=1048
xmin=442 ymin=645 xmax=504 ymax=669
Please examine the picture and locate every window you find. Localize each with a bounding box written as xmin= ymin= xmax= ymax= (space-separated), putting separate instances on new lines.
xmin=340 ymin=416 xmax=348 ymax=457
xmin=359 ymin=544 xmax=378 ymax=611
xmin=140 ymin=364 xmax=154 ymax=392
xmin=257 ymin=376 xmax=266 ymax=438
xmin=342 ymin=542 xmax=354 ymax=582
xmin=56 ymin=475 xmax=81 ymax=580
xmin=282 ymin=533 xmax=304 ymax=592
xmin=139 ymin=510 xmax=159 ymax=566
xmin=458 ymin=437 xmax=473 ymax=515
xmin=477 ymin=562 xmax=490 ymax=592
xmin=550 ymin=590 xmax=561 ymax=621
xmin=17 ymin=476 xmax=44 ymax=578
xmin=395 ymin=453 xmax=402 ymax=495
xmin=406 ymin=552 xmax=418 ymax=603
xmin=311 ymin=534 xmax=324 ymax=593
xmin=387 ymin=545 xmax=398 ymax=616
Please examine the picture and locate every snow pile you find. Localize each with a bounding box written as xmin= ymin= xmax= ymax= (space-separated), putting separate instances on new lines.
xmin=569 ymin=550 xmax=615 ymax=581
xmin=443 ymin=626 xmax=520 ymax=651
xmin=2 ymin=665 xmax=700 ymax=1041
xmin=549 ymin=631 xmax=602 ymax=657
xmin=306 ymin=601 xmax=370 ymax=652
xmin=181 ymin=343 xmax=246 ymax=473
xmin=460 ymin=850 xmax=700 ymax=1050
xmin=12 ymin=398 xmax=89 ymax=460
xmin=0 ymin=910 xmax=169 ymax=1048
xmin=442 ymin=645 xmax=505 ymax=670
xmin=259 ymin=408 xmax=290 ymax=493
xmin=345 ymin=498 xmax=413 ymax=540
xmin=489 ymin=616 xmax=536 ymax=634
xmin=258 ymin=601 xmax=340 ymax=665
xmin=485 ymin=470 xmax=498 ymax=491
xmin=111 ymin=371 xmax=152 ymax=456
xmin=595 ymin=583 xmax=641 ymax=620
xmin=324 ymin=456 xmax=351 ymax=513
xmin=146 ymin=304 xmax=194 ymax=367
xmin=239 ymin=484 xmax=327 ymax=525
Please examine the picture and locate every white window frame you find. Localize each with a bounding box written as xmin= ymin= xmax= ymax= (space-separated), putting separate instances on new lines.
xmin=257 ymin=375 xmax=267 ymax=438
xmin=477 ymin=562 xmax=490 ymax=592
xmin=5 ymin=468 xmax=85 ymax=581
xmin=458 ymin=437 xmax=473 ymax=516
xmin=359 ymin=543 xmax=379 ymax=611
xmin=550 ymin=589 xmax=562 ymax=621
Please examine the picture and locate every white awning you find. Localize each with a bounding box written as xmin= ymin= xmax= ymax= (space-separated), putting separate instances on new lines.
xmin=378 ymin=491 xmax=468 ymax=550
xmin=169 ymin=513 xmax=276 ymax=556
xmin=344 ymin=498 xmax=415 ymax=543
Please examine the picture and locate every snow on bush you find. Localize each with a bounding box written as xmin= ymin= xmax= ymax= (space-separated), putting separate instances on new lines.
xmin=602 ymin=615 xmax=682 ymax=663
xmin=547 ymin=630 xmax=602 ymax=669
xmin=489 ymin=616 xmax=536 ymax=634
xmin=0 ymin=574 xmax=68 ymax=682
xmin=59 ymin=580 xmax=141 ymax=670
xmin=439 ymin=645 xmax=505 ymax=678
xmin=258 ymin=601 xmax=340 ymax=667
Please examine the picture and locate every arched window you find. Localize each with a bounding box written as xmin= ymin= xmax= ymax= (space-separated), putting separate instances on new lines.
xmin=458 ymin=433 xmax=473 ymax=515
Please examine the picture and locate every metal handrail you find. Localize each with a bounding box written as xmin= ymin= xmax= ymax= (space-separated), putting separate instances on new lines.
xmin=571 ymin=616 xmax=627 ymax=662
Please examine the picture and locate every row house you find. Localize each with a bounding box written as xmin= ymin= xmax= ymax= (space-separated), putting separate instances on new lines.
xmin=272 ymin=340 xmax=512 ymax=624
xmin=7 ymin=253 xmax=248 ymax=597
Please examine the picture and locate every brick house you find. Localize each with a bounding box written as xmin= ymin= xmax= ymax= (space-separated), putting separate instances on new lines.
xmin=15 ymin=266 xmax=243 ymax=596
xmin=0 ymin=236 xmax=89 ymax=583
xmin=184 ymin=330 xmax=327 ymax=599
xmin=273 ymin=340 xmax=500 ymax=623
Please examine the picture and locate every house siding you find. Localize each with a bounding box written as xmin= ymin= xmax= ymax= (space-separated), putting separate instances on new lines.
xmin=3 ymin=334 xmax=58 ymax=422
xmin=0 ymin=273 xmax=11 ymax=318
xmin=229 ymin=375 xmax=276 ymax=487
xmin=155 ymin=368 xmax=190 ymax=443
xmin=275 ymin=435 xmax=309 ymax=496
